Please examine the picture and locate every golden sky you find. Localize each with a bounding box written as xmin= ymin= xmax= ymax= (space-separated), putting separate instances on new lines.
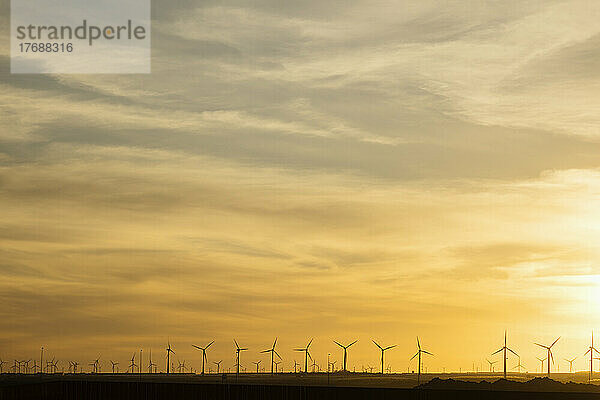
xmin=1 ymin=0 xmax=600 ymax=373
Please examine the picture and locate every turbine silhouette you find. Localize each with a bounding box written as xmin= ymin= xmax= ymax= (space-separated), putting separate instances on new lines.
xmin=333 ymin=340 xmax=357 ymax=372
xmin=410 ymin=337 xmax=432 ymax=384
xmin=234 ymin=339 xmax=248 ymax=376
xmin=294 ymin=338 xmax=313 ymax=373
xmin=372 ymin=340 xmax=396 ymax=374
xmin=534 ymin=337 xmax=560 ymax=376
xmin=165 ymin=341 xmax=175 ymax=375
xmin=261 ymin=338 xmax=281 ymax=375
xmin=192 ymin=341 xmax=214 ymax=375
xmin=491 ymin=331 xmax=518 ymax=379
xmin=536 ymin=357 xmax=546 ymax=373
xmin=253 ymin=360 xmax=261 ymax=373
xmin=110 ymin=360 xmax=119 ymax=374
xmin=584 ymin=331 xmax=599 ymax=383
xmin=565 ymin=357 xmax=576 ymax=373
xmin=128 ymin=353 xmax=137 ymax=374
xmin=514 ymin=356 xmax=525 ymax=373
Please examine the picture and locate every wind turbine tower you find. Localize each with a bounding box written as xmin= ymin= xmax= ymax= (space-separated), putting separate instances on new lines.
xmin=166 ymin=341 xmax=175 ymax=375
xmin=261 ymin=338 xmax=281 ymax=375
xmin=534 ymin=337 xmax=560 ymax=376
xmin=192 ymin=341 xmax=214 ymax=375
xmin=491 ymin=331 xmax=518 ymax=379
xmin=585 ymin=332 xmax=600 ymax=383
xmin=294 ymin=338 xmax=313 ymax=373
xmin=372 ymin=340 xmax=396 ymax=374
xmin=565 ymin=357 xmax=576 ymax=373
xmin=234 ymin=339 xmax=248 ymax=376
xmin=410 ymin=337 xmax=433 ymax=384
xmin=486 ymin=359 xmax=498 ymax=372
xmin=333 ymin=340 xmax=357 ymax=372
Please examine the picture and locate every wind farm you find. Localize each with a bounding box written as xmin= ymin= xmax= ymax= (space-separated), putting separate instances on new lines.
xmin=4 ymin=333 xmax=600 ymax=399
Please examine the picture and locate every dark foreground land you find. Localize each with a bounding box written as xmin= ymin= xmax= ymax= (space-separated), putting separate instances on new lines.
xmin=3 ymin=374 xmax=600 ymax=399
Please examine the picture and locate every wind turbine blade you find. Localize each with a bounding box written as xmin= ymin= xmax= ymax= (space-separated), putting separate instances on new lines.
xmin=585 ymin=348 xmax=591 ymax=355
xmin=384 ymin=345 xmax=397 ymax=351
xmin=507 ymin=348 xmax=519 ymax=357
xmin=534 ymin=343 xmax=547 ymax=349
xmin=294 ymin=349 xmax=304 ymax=352
xmin=260 ymin=350 xmax=270 ymax=353
xmin=192 ymin=345 xmax=202 ymax=350
xmin=307 ymin=338 xmax=313 ymax=348
xmin=491 ymin=348 xmax=503 ymax=356
xmin=417 ymin=337 xmax=421 ymax=350
xmin=422 ymin=350 xmax=433 ymax=356
xmin=372 ymin=340 xmax=382 ymax=350
xmin=550 ymin=337 xmax=560 ymax=348
xmin=410 ymin=352 xmax=419 ymax=361
xmin=334 ymin=341 xmax=343 ymax=348
xmin=273 ymin=338 xmax=278 ymax=349
xmin=274 ymin=351 xmax=282 ymax=360
xmin=307 ymin=351 xmax=312 ymax=361
xmin=348 ymin=340 xmax=357 ymax=347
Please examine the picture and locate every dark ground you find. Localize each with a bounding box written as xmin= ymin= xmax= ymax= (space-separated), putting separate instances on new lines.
xmin=2 ymin=373 xmax=600 ymax=399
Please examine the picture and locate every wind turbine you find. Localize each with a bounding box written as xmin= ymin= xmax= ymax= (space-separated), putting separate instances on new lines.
xmin=585 ymin=331 xmax=599 ymax=383
xmin=293 ymin=360 xmax=299 ymax=373
xmin=91 ymin=357 xmax=100 ymax=374
xmin=486 ymin=359 xmax=498 ymax=372
xmin=565 ymin=357 xmax=576 ymax=373
xmin=372 ymin=340 xmax=396 ymax=374
xmin=492 ymin=331 xmax=518 ymax=379
xmin=410 ymin=337 xmax=433 ymax=384
xmin=147 ymin=349 xmax=157 ymax=373
xmin=22 ymin=360 xmax=31 ymax=374
xmin=294 ymin=338 xmax=313 ymax=373
xmin=536 ymin=357 xmax=546 ymax=373
xmin=166 ymin=341 xmax=175 ymax=375
xmin=128 ymin=353 xmax=137 ymax=374
xmin=213 ymin=360 xmax=222 ymax=374
xmin=311 ymin=359 xmax=318 ymax=373
xmin=192 ymin=341 xmax=214 ymax=375
xmin=110 ymin=360 xmax=119 ymax=373
xmin=328 ymin=360 xmax=336 ymax=372
xmin=274 ymin=361 xmax=281 ymax=373
xmin=514 ymin=356 xmax=525 ymax=373
xmin=333 ymin=340 xmax=357 ymax=372
xmin=253 ymin=360 xmax=261 ymax=373
xmin=534 ymin=337 xmax=560 ymax=376
xmin=261 ymin=338 xmax=281 ymax=375
xmin=234 ymin=339 xmax=248 ymax=376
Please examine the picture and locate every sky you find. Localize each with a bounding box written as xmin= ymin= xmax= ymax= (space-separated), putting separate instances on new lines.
xmin=1 ymin=0 xmax=600 ymax=374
